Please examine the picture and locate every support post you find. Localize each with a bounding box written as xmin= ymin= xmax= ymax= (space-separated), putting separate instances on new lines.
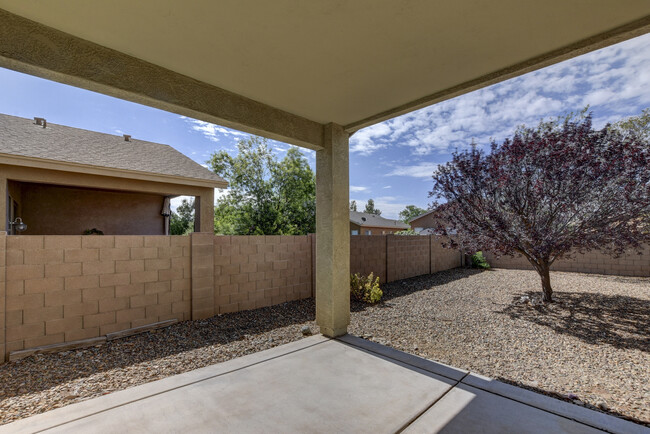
xmin=194 ymin=188 xmax=215 ymax=233
xmin=0 ymin=178 xmax=6 ymax=232
xmin=0 ymin=231 xmax=6 ymax=362
xmin=316 ymin=123 xmax=350 ymax=337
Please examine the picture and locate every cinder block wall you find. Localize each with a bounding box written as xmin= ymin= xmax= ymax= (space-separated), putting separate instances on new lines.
xmin=350 ymin=235 xmax=461 ymax=284
xmin=0 ymin=233 xmax=463 ymax=361
xmin=431 ymin=236 xmax=462 ymax=273
xmin=213 ymin=235 xmax=313 ymax=314
xmin=3 ymin=235 xmax=191 ymax=358
xmin=388 ymin=235 xmax=431 ymax=282
xmin=484 ymin=246 xmax=650 ymax=277
xmin=350 ymin=236 xmax=387 ymax=283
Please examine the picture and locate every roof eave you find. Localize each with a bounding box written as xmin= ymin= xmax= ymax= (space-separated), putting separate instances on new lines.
xmin=0 ymin=153 xmax=228 ymax=189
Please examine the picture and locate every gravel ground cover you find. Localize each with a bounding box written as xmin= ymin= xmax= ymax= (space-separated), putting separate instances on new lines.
xmin=0 ymin=268 xmax=648 ymax=426
xmin=348 ymin=268 xmax=650 ymax=426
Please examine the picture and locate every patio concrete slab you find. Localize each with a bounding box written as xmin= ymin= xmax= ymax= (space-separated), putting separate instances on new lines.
xmin=0 ymin=335 xmax=645 ymax=434
xmin=403 ymin=383 xmax=604 ymax=434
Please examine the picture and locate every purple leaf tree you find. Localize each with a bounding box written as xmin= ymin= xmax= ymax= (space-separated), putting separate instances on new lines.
xmin=429 ymin=112 xmax=650 ymax=302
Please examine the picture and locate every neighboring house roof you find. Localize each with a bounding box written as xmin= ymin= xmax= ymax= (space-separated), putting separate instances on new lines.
xmin=350 ymin=211 xmax=410 ymax=230
xmin=0 ymin=113 xmax=227 ymax=188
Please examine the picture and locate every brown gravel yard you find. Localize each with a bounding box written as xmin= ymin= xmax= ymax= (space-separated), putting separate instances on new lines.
xmin=0 ymin=268 xmax=648 ymax=426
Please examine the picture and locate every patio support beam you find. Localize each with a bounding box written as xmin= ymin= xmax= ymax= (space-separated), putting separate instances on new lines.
xmin=316 ymin=123 xmax=350 ymax=337
xmin=195 ymin=188 xmax=215 ymax=234
xmin=0 ymin=9 xmax=324 ymax=151
xmin=0 ymin=177 xmax=6 ymax=232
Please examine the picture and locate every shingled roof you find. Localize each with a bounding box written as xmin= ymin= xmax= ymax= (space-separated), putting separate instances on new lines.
xmin=350 ymin=211 xmax=410 ymax=230
xmin=0 ymin=113 xmax=226 ymax=186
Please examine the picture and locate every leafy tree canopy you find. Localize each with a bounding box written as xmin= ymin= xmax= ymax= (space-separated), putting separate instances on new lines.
xmin=208 ymin=136 xmax=316 ymax=235
xmin=350 ymin=200 xmax=358 ymax=212
xmin=430 ymin=110 xmax=650 ymax=302
xmin=364 ymin=199 xmax=382 ymax=216
xmin=399 ymin=205 xmax=427 ymax=222
xmin=611 ymin=108 xmax=650 ymax=142
xmin=170 ymin=198 xmax=194 ymax=235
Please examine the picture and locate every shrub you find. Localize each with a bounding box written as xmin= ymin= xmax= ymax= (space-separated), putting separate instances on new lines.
xmin=471 ymin=251 xmax=490 ymax=269
xmin=83 ymin=228 xmax=104 ymax=235
xmin=350 ymin=272 xmax=382 ymax=303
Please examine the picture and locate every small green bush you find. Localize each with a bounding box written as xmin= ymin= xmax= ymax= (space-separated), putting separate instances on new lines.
xmin=350 ymin=272 xmax=383 ymax=303
xmin=83 ymin=228 xmax=104 ymax=235
xmin=471 ymin=251 xmax=490 ymax=269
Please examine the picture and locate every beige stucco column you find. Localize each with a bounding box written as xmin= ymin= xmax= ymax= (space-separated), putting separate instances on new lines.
xmin=316 ymin=123 xmax=350 ymax=337
xmin=0 ymin=177 xmax=6 ymax=232
xmin=194 ymin=188 xmax=215 ymax=233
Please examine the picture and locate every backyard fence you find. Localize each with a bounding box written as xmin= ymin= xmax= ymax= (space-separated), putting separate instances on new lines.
xmin=484 ymin=248 xmax=649 ymax=277
xmin=0 ymin=233 xmax=461 ymax=362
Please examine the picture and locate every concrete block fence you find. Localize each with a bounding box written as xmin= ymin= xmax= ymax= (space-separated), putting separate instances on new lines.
xmin=484 ymin=247 xmax=650 ymax=277
xmin=0 ymin=232 xmax=461 ymax=362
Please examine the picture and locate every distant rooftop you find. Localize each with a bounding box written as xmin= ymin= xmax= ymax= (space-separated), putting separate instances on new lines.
xmin=350 ymin=211 xmax=410 ymax=230
xmin=0 ymin=113 xmax=226 ymax=186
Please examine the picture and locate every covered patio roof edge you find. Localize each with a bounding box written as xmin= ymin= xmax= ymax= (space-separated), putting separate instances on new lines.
xmin=0 ymin=9 xmax=325 ymax=151
xmin=343 ymin=15 xmax=650 ymax=133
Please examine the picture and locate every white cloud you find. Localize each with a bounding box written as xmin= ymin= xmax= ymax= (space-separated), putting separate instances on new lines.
xmin=349 ymin=33 xmax=650 ymax=159
xmin=383 ymin=185 xmax=392 ymax=189
xmin=349 ymin=123 xmax=391 ymax=155
xmin=350 ymin=186 xmax=368 ymax=192
xmin=386 ymin=162 xmax=439 ymax=179
xmin=183 ymin=118 xmax=247 ymax=142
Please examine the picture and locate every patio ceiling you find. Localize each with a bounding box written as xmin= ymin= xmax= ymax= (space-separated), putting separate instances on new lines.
xmin=1 ymin=1 xmax=649 ymax=149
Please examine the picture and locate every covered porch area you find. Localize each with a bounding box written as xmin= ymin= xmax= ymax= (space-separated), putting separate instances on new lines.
xmin=2 ymin=1 xmax=646 ymax=337
xmin=0 ymin=335 xmax=640 ymax=433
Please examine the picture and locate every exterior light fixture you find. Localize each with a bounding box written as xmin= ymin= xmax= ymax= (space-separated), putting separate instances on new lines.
xmin=10 ymin=217 xmax=27 ymax=232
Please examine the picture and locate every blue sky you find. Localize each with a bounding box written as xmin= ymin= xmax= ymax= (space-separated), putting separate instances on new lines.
xmin=1 ymin=33 xmax=649 ymax=219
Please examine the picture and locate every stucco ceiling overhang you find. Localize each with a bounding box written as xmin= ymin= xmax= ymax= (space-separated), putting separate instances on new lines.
xmin=0 ymin=1 xmax=649 ymax=149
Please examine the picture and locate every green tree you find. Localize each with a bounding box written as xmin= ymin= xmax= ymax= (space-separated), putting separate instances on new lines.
xmin=208 ymin=136 xmax=316 ymax=235
xmin=364 ymin=199 xmax=381 ymax=216
xmin=399 ymin=205 xmax=426 ymax=222
xmin=350 ymin=200 xmax=358 ymax=211
xmin=170 ymin=198 xmax=194 ymax=235
xmin=611 ymin=108 xmax=650 ymax=142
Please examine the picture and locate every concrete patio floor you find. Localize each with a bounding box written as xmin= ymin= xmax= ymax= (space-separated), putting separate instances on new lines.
xmin=1 ymin=335 xmax=645 ymax=434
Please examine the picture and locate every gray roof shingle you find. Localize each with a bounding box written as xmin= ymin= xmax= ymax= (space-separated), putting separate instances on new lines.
xmin=0 ymin=113 xmax=226 ymax=185
xmin=350 ymin=211 xmax=410 ymax=229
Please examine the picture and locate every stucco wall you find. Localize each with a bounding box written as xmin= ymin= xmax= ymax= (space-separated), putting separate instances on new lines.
xmin=18 ymin=183 xmax=166 ymax=235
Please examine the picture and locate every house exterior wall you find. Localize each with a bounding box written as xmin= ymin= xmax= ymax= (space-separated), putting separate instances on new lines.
xmin=19 ymin=183 xmax=166 ymax=235
xmin=0 ymin=164 xmax=217 ymax=233
xmin=409 ymin=212 xmax=439 ymax=231
xmin=350 ymin=222 xmax=403 ymax=235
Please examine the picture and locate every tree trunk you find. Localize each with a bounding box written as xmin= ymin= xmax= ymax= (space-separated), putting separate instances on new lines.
xmin=538 ymin=262 xmax=553 ymax=303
